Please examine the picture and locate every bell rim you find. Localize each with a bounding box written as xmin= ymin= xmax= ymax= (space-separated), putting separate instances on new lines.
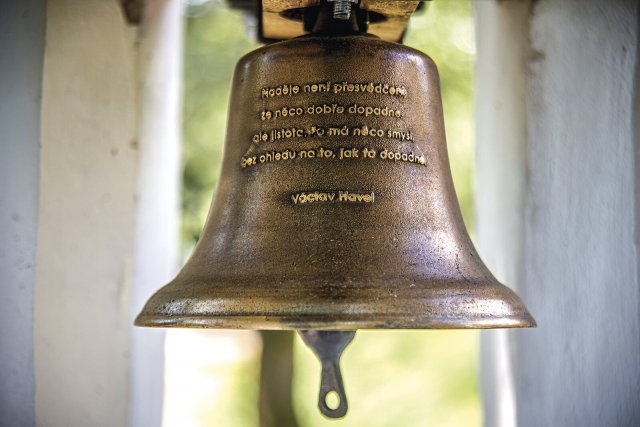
xmin=135 ymin=274 xmax=537 ymax=330
xmin=134 ymin=313 xmax=536 ymax=330
xmin=135 ymin=279 xmax=537 ymax=330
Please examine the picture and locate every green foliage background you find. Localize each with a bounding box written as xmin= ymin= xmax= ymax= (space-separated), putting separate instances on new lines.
xmin=180 ymin=1 xmax=479 ymax=425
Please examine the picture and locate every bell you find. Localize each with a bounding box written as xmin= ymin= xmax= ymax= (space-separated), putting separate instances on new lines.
xmin=136 ymin=12 xmax=535 ymax=418
xmin=136 ymin=33 xmax=534 ymax=330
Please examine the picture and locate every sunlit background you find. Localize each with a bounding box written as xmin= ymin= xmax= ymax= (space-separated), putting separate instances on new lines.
xmin=164 ymin=1 xmax=479 ymax=425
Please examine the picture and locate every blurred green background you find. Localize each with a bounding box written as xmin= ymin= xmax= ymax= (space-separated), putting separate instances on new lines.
xmin=174 ymin=1 xmax=479 ymax=426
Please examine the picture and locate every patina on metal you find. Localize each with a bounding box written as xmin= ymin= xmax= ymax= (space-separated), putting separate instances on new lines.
xmin=136 ymin=2 xmax=535 ymax=419
xmin=135 ymin=34 xmax=535 ymax=331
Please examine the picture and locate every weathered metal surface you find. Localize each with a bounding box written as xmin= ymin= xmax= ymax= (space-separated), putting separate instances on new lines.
xmin=299 ymin=330 xmax=355 ymax=418
xmin=261 ymin=0 xmax=422 ymax=41
xmin=135 ymin=34 xmax=536 ymax=331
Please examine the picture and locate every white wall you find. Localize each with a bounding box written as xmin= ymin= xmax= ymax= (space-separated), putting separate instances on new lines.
xmin=476 ymin=1 xmax=640 ymax=426
xmin=130 ymin=1 xmax=183 ymax=425
xmin=0 ymin=1 xmax=45 ymax=426
xmin=0 ymin=0 xmax=182 ymax=425
xmin=32 ymin=0 xmax=182 ymax=426
xmin=474 ymin=2 xmax=530 ymax=426
xmin=35 ymin=1 xmax=139 ymax=425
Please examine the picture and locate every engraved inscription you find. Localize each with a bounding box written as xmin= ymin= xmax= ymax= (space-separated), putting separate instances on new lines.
xmin=243 ymin=78 xmax=426 ymax=205
xmin=261 ymin=104 xmax=402 ymax=121
xmin=261 ymin=81 xmax=407 ymax=99
xmin=291 ymin=191 xmax=375 ymax=205
xmin=241 ymin=146 xmax=426 ymax=169
xmin=251 ymin=125 xmax=415 ymax=145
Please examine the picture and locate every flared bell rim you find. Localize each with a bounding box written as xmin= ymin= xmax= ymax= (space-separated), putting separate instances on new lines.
xmin=135 ymin=313 xmax=536 ymax=330
xmin=134 ymin=275 xmax=536 ymax=330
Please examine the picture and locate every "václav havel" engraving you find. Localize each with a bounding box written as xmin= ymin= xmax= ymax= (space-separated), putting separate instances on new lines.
xmin=291 ymin=191 xmax=375 ymax=205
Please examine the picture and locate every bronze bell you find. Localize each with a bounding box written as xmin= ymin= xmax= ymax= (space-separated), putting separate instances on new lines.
xmin=136 ymin=5 xmax=535 ymax=418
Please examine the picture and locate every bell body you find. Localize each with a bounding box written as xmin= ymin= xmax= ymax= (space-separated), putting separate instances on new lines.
xmin=136 ymin=35 xmax=535 ymax=330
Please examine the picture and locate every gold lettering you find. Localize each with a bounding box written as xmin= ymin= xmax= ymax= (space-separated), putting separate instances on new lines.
xmin=291 ymin=191 xmax=375 ymax=205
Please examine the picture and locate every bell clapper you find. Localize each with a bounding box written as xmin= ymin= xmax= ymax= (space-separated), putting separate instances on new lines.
xmin=299 ymin=330 xmax=356 ymax=419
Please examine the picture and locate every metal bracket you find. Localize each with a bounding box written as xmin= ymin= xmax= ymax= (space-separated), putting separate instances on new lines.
xmin=228 ymin=0 xmax=429 ymax=42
